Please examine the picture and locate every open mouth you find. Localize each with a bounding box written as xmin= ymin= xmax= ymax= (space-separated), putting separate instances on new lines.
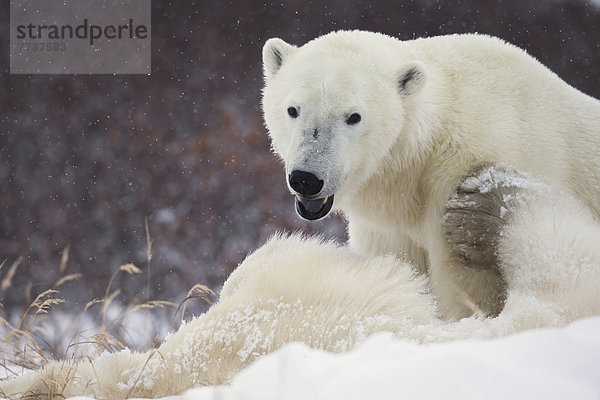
xmin=294 ymin=195 xmax=334 ymax=220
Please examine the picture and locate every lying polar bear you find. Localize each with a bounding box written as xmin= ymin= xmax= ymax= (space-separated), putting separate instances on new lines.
xmin=1 ymin=166 xmax=599 ymax=399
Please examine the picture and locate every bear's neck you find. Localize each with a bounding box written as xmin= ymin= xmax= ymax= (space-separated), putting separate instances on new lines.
xmin=358 ymin=144 xmax=433 ymax=232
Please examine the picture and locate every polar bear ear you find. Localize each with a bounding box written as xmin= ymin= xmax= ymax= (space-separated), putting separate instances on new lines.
xmin=397 ymin=62 xmax=426 ymax=96
xmin=263 ymin=38 xmax=297 ymax=79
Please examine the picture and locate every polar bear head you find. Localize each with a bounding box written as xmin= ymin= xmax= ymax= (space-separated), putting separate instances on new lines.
xmin=262 ymin=31 xmax=428 ymax=220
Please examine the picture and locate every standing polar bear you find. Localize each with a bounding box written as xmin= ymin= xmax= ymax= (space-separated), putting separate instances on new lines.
xmin=261 ymin=30 xmax=600 ymax=319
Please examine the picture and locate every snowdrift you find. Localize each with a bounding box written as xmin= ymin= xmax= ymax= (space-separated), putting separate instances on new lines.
xmin=66 ymin=317 xmax=600 ymax=400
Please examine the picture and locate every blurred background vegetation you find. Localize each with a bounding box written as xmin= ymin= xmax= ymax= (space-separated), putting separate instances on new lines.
xmin=1 ymin=0 xmax=599 ymax=322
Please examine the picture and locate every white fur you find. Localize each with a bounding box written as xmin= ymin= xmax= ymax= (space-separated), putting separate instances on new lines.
xmin=0 ymin=236 xmax=435 ymax=399
xmin=2 ymin=176 xmax=600 ymax=399
xmin=261 ymin=30 xmax=600 ymax=319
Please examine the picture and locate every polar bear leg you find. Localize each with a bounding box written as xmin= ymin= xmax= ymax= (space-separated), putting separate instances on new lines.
xmin=442 ymin=164 xmax=529 ymax=272
xmin=438 ymin=164 xmax=539 ymax=318
xmin=347 ymin=218 xmax=429 ymax=276
xmin=427 ymin=238 xmax=506 ymax=319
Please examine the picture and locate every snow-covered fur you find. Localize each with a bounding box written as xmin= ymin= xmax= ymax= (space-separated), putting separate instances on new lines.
xmin=261 ymin=30 xmax=600 ymax=319
xmin=2 ymin=172 xmax=600 ymax=399
xmin=0 ymin=236 xmax=434 ymax=399
xmin=437 ymin=166 xmax=600 ymax=339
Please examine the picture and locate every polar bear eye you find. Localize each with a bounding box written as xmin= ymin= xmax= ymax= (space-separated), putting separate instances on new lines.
xmin=287 ymin=107 xmax=299 ymax=118
xmin=346 ymin=113 xmax=361 ymax=125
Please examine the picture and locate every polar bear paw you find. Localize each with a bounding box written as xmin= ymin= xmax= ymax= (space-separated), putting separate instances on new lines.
xmin=442 ymin=164 xmax=532 ymax=271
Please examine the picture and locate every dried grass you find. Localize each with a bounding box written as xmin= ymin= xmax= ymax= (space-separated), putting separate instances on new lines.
xmin=59 ymin=244 xmax=70 ymax=274
xmin=170 ymin=284 xmax=216 ymax=329
xmin=54 ymin=274 xmax=82 ymax=289
xmin=0 ymin=224 xmax=216 ymax=399
xmin=1 ymin=258 xmax=22 ymax=293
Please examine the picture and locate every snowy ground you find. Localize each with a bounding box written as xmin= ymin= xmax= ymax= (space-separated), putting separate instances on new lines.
xmin=63 ymin=316 xmax=600 ymax=400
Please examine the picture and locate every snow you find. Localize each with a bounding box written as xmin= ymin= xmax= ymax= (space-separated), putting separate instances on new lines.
xmin=461 ymin=165 xmax=533 ymax=194
xmin=65 ymin=316 xmax=600 ymax=400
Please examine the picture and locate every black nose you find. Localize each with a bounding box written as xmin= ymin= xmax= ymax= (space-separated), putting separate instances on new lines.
xmin=288 ymin=170 xmax=324 ymax=196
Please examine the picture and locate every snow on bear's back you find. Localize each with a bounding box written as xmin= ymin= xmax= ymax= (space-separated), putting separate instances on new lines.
xmin=221 ymin=234 xmax=436 ymax=327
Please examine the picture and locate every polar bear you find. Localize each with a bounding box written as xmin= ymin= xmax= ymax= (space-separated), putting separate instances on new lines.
xmin=0 ymin=236 xmax=435 ymax=399
xmin=2 ymin=169 xmax=600 ymax=399
xmin=261 ymin=30 xmax=600 ymax=319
